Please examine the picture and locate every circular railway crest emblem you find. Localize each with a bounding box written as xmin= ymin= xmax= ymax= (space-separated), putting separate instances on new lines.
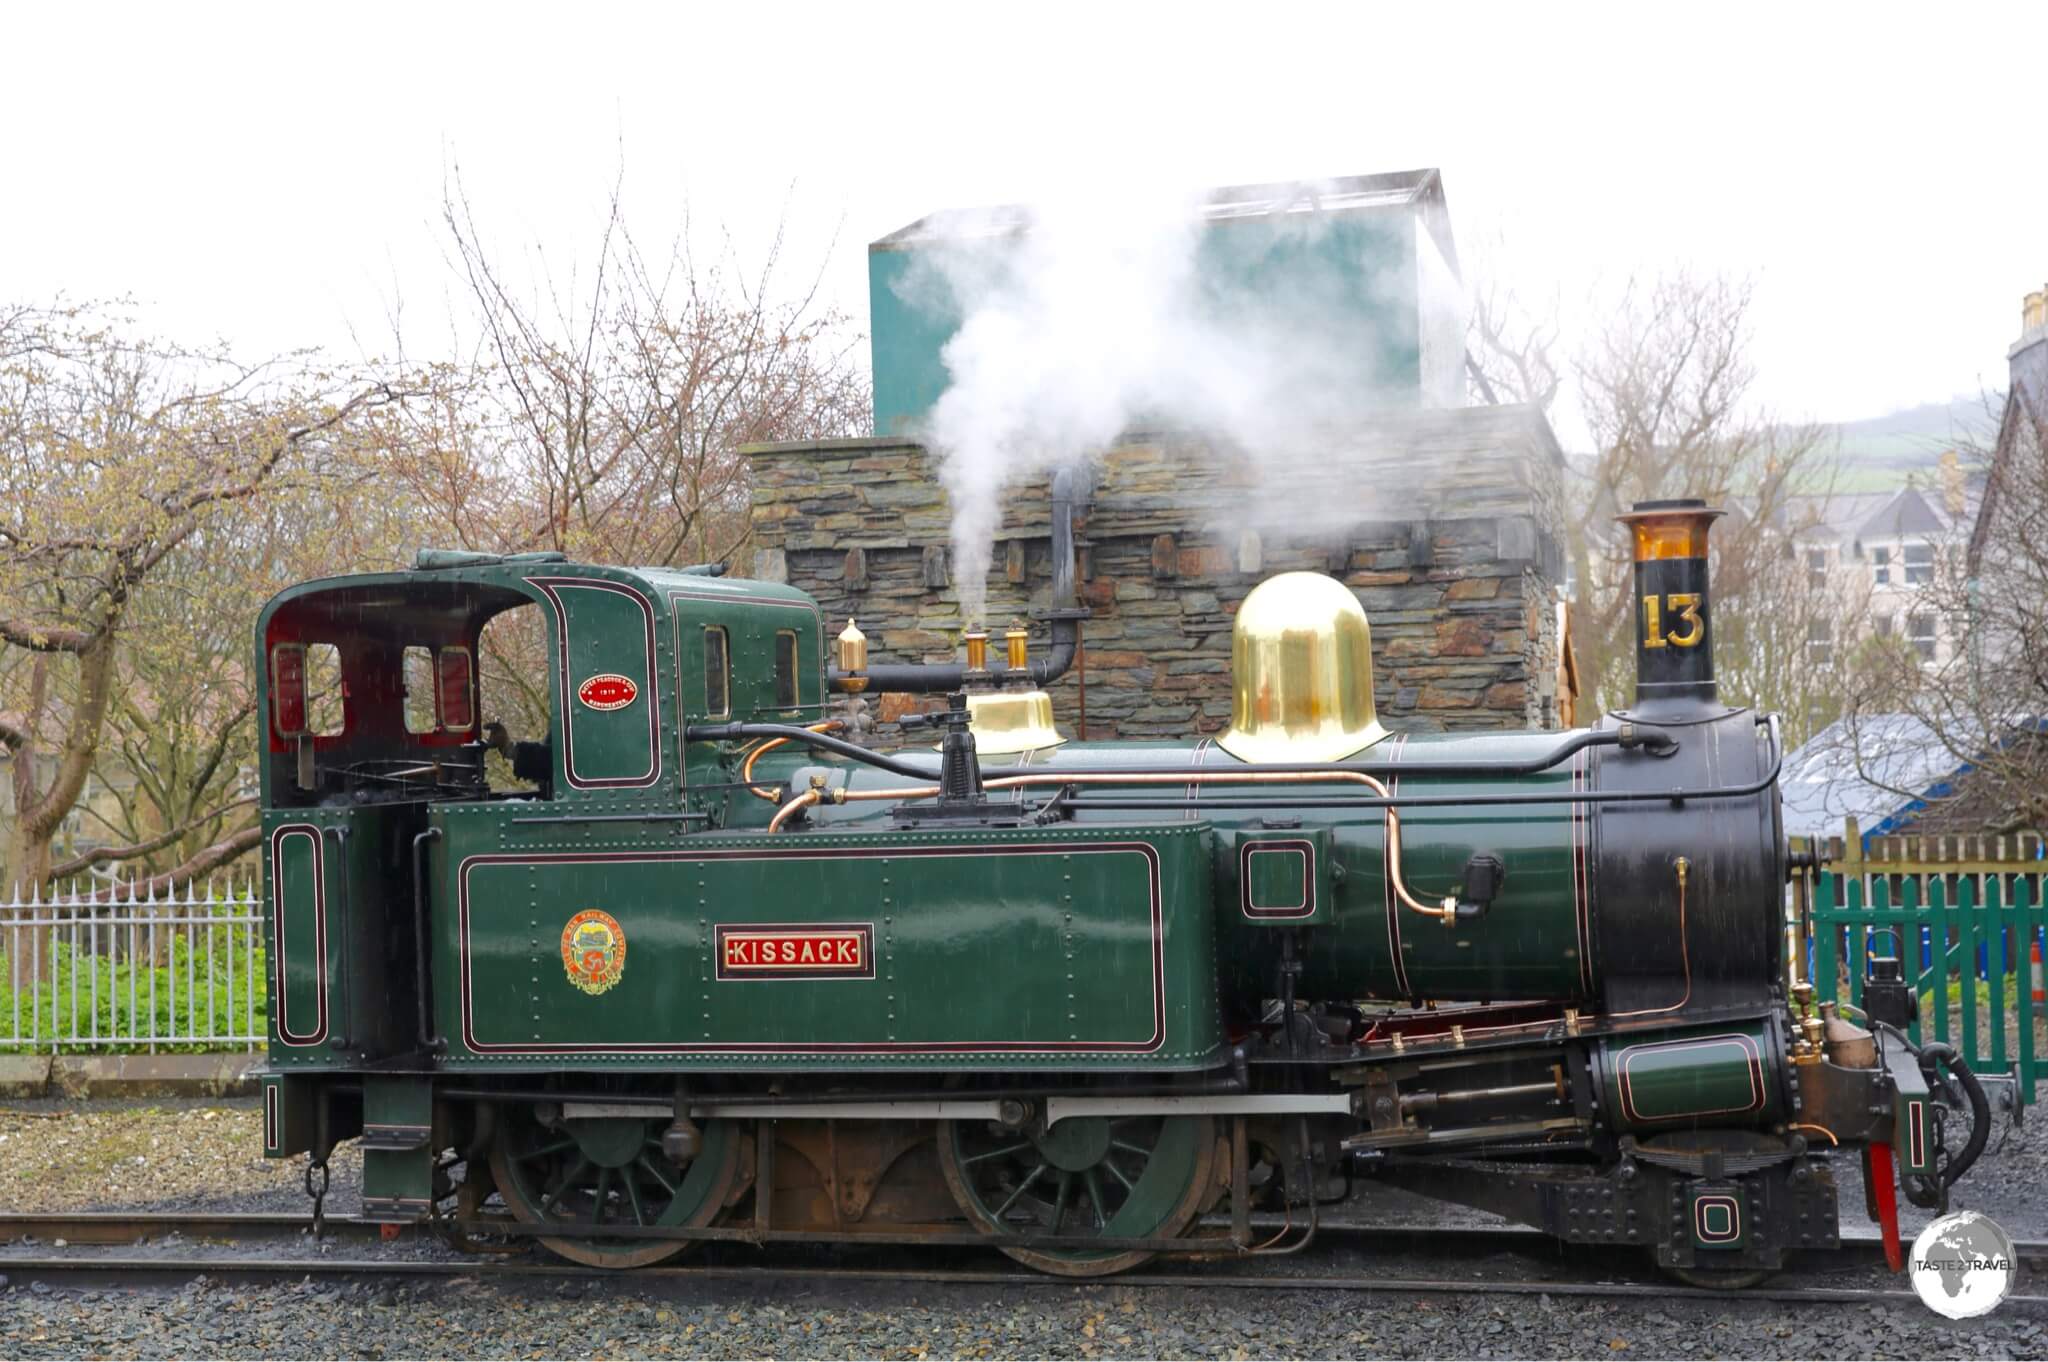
xmin=561 ymin=909 xmax=627 ymax=996
xmin=1909 ymin=1211 xmax=2016 ymax=1319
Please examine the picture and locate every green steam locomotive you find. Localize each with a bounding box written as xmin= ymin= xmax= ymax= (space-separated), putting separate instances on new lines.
xmin=256 ymin=495 xmax=1985 ymax=1280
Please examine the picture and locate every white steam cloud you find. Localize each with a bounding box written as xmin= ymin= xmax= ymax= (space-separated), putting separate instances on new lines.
xmin=900 ymin=180 xmax=1457 ymax=625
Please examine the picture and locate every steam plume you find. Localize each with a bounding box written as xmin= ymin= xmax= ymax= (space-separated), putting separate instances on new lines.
xmin=900 ymin=181 xmax=1448 ymax=626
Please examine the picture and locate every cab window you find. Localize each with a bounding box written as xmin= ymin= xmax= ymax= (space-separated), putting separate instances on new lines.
xmin=401 ymin=646 xmax=437 ymax=734
xmin=436 ymin=647 xmax=476 ymax=732
xmin=303 ymin=643 xmax=345 ymax=737
xmin=478 ymin=603 xmax=551 ymax=790
xmin=704 ymin=627 xmax=730 ymax=718
xmin=773 ymin=630 xmax=799 ymax=710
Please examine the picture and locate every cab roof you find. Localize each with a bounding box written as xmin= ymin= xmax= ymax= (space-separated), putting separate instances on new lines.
xmin=257 ymin=551 xmax=819 ymax=628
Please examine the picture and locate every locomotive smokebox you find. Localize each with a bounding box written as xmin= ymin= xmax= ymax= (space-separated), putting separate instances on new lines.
xmin=1617 ymin=498 xmax=1726 ymax=721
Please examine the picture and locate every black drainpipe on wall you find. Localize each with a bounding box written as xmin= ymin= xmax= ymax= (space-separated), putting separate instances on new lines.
xmin=828 ymin=464 xmax=1092 ymax=694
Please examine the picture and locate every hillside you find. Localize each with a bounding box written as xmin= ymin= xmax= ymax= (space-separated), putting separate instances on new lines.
xmin=1823 ymin=394 xmax=1999 ymax=491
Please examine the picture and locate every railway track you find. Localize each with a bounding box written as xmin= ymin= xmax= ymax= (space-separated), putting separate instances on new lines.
xmin=1 ymin=1212 xmax=2042 ymax=1306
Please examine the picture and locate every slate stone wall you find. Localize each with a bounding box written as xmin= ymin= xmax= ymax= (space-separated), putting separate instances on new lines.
xmin=745 ymin=405 xmax=1567 ymax=737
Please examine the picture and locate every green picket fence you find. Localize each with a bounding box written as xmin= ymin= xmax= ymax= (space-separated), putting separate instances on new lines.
xmin=1798 ymin=821 xmax=2047 ymax=1111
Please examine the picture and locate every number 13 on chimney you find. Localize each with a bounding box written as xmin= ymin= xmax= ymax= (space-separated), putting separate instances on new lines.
xmin=1643 ymin=593 xmax=1704 ymax=648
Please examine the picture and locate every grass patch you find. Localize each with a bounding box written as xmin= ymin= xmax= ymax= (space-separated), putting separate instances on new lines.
xmin=0 ymin=927 xmax=267 ymax=1052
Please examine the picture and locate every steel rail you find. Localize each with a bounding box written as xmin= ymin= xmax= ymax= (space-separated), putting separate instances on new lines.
xmin=1 ymin=1209 xmax=2039 ymax=1265
xmin=0 ymin=1211 xmax=387 ymax=1245
xmin=2 ymin=1249 xmax=2042 ymax=1308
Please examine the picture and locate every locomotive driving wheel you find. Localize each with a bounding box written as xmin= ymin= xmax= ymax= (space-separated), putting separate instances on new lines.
xmin=487 ymin=1105 xmax=746 ymax=1269
xmin=937 ymin=1114 xmax=1217 ymax=1277
xmin=1665 ymin=1264 xmax=1772 ymax=1290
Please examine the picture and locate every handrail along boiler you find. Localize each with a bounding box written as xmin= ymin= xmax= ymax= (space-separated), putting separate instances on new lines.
xmin=253 ymin=497 xmax=1985 ymax=1280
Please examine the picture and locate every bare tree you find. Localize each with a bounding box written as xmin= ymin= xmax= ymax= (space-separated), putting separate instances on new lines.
xmin=1465 ymin=277 xmax=1562 ymax=413
xmin=415 ymin=167 xmax=871 ymax=570
xmin=1566 ymin=273 xmax=1844 ymax=739
xmin=0 ymin=302 xmax=407 ymax=901
xmin=1834 ymin=386 xmax=2048 ymax=832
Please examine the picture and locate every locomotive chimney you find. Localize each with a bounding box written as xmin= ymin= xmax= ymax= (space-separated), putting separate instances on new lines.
xmin=1617 ymin=498 xmax=1725 ymax=719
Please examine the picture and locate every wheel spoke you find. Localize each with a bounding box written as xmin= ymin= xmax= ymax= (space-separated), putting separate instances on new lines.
xmin=541 ymin=1157 xmax=590 ymax=1216
xmin=623 ymin=1168 xmax=648 ymax=1226
xmin=592 ymin=1167 xmax=613 ymax=1225
xmin=1102 ymin=1154 xmax=1136 ymax=1192
xmin=635 ymin=1152 xmax=679 ymax=1197
xmin=961 ymin=1141 xmax=1032 ymax=1166
xmin=1110 ymin=1138 xmax=1153 ymax=1158
xmin=524 ymin=1136 xmax=577 ymax=1160
xmin=993 ymin=1163 xmax=1048 ymax=1220
xmin=1051 ymin=1172 xmax=1073 ymax=1231
xmin=1084 ymin=1168 xmax=1110 ymax=1227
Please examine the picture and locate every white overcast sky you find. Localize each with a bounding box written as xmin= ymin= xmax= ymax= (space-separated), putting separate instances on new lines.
xmin=6 ymin=1 xmax=2045 ymax=445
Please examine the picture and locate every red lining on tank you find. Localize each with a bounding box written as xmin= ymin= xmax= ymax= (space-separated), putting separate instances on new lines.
xmin=454 ymin=842 xmax=1167 ymax=1055
xmin=1240 ymin=841 xmax=1315 ymax=919
xmin=1385 ymin=736 xmax=1413 ymax=999
xmin=1693 ymin=1193 xmax=1741 ymax=1244
xmin=269 ymin=824 xmax=329 ymax=1047
xmin=531 ymin=577 xmax=662 ymax=790
xmin=1573 ymin=750 xmax=1593 ymax=997
xmin=1615 ymin=1032 xmax=1764 ymax=1123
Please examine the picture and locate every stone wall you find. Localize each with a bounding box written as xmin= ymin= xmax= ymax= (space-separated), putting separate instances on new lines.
xmin=745 ymin=404 xmax=1568 ymax=738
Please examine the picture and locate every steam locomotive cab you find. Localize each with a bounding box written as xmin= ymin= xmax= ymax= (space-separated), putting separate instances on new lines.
xmin=253 ymin=505 xmax=1987 ymax=1282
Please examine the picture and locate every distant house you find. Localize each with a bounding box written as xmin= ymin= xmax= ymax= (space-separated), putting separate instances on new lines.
xmin=1784 ymin=484 xmax=1962 ymax=668
xmin=1781 ymin=714 xmax=2044 ymax=840
xmin=1968 ymin=287 xmax=2048 ymax=587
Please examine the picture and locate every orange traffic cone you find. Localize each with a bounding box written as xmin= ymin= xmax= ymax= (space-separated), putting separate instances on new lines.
xmin=2033 ymin=938 xmax=2046 ymax=1005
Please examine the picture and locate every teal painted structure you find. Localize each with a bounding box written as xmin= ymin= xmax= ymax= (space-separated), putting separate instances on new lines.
xmin=868 ymin=170 xmax=1461 ymax=437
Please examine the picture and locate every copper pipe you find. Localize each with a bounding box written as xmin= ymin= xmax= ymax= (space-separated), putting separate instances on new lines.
xmin=767 ymin=787 xmax=822 ymax=833
xmin=742 ymin=721 xmax=841 ymax=802
xmin=771 ymin=767 xmax=1459 ymax=920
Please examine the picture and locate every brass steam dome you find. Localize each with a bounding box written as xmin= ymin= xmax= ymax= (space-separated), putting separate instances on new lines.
xmin=966 ymin=690 xmax=1067 ymax=755
xmin=1218 ymin=571 xmax=1389 ymax=764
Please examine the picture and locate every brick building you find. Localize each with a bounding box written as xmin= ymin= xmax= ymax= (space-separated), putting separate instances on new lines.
xmin=744 ymin=170 xmax=1572 ymax=741
xmin=745 ymin=403 xmax=1568 ymax=739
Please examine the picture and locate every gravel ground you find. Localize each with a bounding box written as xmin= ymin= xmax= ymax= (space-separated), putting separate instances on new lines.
xmin=0 ymin=1272 xmax=2042 ymax=1359
xmin=0 ymin=1100 xmax=362 ymax=1215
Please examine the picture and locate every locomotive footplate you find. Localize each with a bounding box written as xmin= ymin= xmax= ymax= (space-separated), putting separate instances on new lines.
xmin=1375 ymin=1135 xmax=1838 ymax=1274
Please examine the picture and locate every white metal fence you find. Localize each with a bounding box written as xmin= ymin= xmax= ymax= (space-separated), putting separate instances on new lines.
xmin=0 ymin=880 xmax=265 ymax=1051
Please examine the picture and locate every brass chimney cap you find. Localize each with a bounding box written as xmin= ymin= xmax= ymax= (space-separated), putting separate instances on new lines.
xmin=1218 ymin=571 xmax=1388 ymax=764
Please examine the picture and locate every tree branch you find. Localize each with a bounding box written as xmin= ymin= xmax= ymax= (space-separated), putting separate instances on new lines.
xmin=0 ymin=617 xmax=101 ymax=654
xmin=46 ymin=794 xmax=257 ymax=880
xmin=81 ymin=823 xmax=263 ymax=902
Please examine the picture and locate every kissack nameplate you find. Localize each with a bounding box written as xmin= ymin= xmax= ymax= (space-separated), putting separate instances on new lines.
xmin=715 ymin=923 xmax=875 ymax=981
